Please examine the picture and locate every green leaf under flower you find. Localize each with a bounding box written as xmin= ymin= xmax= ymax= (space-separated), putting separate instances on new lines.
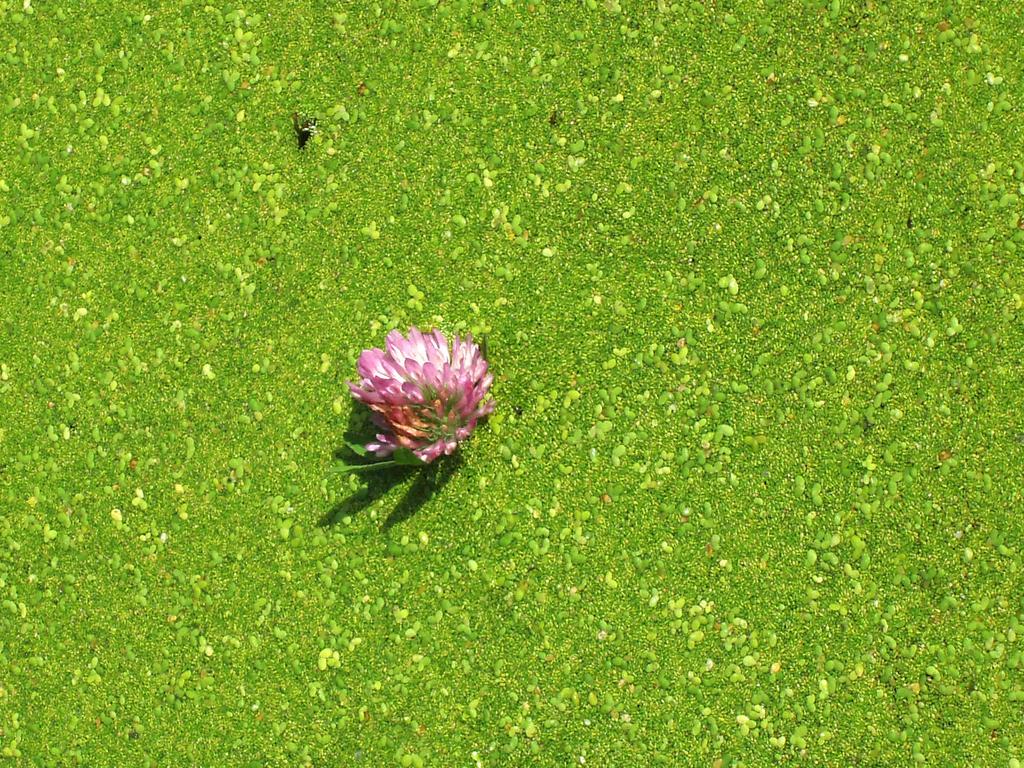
xmin=344 ymin=440 xmax=369 ymax=457
xmin=392 ymin=447 xmax=427 ymax=466
xmin=332 ymin=446 xmax=426 ymax=475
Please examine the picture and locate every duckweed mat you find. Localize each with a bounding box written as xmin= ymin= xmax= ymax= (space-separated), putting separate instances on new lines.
xmin=1 ymin=1 xmax=1023 ymax=766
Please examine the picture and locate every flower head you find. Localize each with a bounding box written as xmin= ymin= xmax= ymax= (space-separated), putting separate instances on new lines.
xmin=348 ymin=327 xmax=494 ymax=463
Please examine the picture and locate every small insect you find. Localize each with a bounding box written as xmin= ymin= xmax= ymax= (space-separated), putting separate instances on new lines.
xmin=513 ymin=405 xmax=523 ymax=417
xmin=549 ymin=109 xmax=561 ymax=126
xmin=906 ymin=214 xmax=914 ymax=229
xmin=292 ymin=112 xmax=318 ymax=150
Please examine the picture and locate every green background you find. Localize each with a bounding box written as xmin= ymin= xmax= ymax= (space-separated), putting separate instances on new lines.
xmin=1 ymin=0 xmax=1022 ymax=765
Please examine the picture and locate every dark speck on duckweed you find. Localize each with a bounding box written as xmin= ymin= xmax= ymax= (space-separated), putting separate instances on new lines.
xmin=292 ymin=112 xmax=318 ymax=150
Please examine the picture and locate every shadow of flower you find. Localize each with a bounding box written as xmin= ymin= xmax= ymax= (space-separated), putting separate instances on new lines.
xmin=382 ymin=452 xmax=462 ymax=531
xmin=321 ymin=406 xmax=462 ymax=528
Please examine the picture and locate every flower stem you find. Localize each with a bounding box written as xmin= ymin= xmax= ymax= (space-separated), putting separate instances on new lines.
xmin=334 ymin=460 xmax=398 ymax=475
